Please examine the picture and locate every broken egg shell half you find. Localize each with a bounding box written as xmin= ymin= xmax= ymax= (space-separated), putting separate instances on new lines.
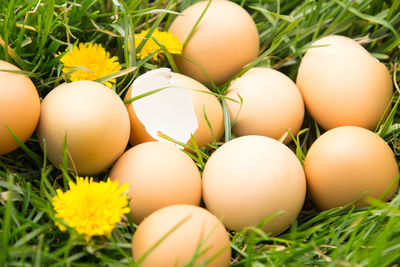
xmin=109 ymin=141 xmax=202 ymax=224
xmin=0 ymin=60 xmax=40 ymax=155
xmin=226 ymin=67 xmax=304 ymax=144
xmin=124 ymin=68 xmax=224 ymax=149
xmin=296 ymin=35 xmax=393 ymax=130
xmin=202 ymin=135 xmax=306 ymax=236
xmin=131 ymin=204 xmax=231 ymax=267
xmin=37 ymin=81 xmax=130 ymax=175
xmin=304 ymin=126 xmax=399 ymax=210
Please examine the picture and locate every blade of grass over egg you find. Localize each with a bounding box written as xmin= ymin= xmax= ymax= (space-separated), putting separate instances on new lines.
xmin=123 ymin=77 xmax=235 ymax=105
xmin=123 ymin=85 xmax=172 ymax=104
xmin=174 ymin=54 xmax=219 ymax=93
xmin=94 ymin=66 xmax=137 ymax=86
xmin=221 ymin=99 xmax=232 ymax=143
xmin=202 ymin=104 xmax=217 ymax=147
xmin=134 ymin=215 xmax=191 ymax=266
xmin=229 ymin=94 xmax=243 ymax=127
xmin=5 ymin=126 xmax=42 ymax=167
xmin=189 ymin=134 xmax=204 ymax=169
xmin=0 ymin=68 xmax=39 ymax=79
xmin=182 ymin=0 xmax=212 ymax=48
xmin=184 ymin=87 xmax=239 ymax=103
xmin=288 ymin=128 xmax=309 ymax=164
xmin=228 ymin=33 xmax=288 ymax=87
xmin=61 ymin=133 xmax=72 ymax=189
xmin=185 ymin=220 xmax=229 ymax=266
xmin=157 ymin=133 xmax=209 ymax=165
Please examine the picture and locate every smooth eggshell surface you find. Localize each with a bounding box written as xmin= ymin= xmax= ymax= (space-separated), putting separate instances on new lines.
xmin=296 ymin=35 xmax=393 ymax=130
xmin=131 ymin=204 xmax=231 ymax=267
xmin=169 ymin=0 xmax=259 ymax=85
xmin=0 ymin=60 xmax=40 ymax=155
xmin=202 ymin=135 xmax=306 ymax=236
xmin=110 ymin=141 xmax=202 ymax=224
xmin=227 ymin=67 xmax=304 ymax=144
xmin=304 ymin=126 xmax=399 ymax=210
xmin=37 ymin=81 xmax=130 ymax=175
xmin=125 ymin=69 xmax=224 ymax=148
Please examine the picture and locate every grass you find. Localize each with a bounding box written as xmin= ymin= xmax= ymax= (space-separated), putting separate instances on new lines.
xmin=0 ymin=0 xmax=400 ymax=266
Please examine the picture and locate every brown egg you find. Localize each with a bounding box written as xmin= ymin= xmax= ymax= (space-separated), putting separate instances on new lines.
xmin=109 ymin=141 xmax=202 ymax=224
xmin=37 ymin=81 xmax=130 ymax=175
xmin=169 ymin=0 xmax=259 ymax=85
xmin=124 ymin=68 xmax=224 ymax=148
xmin=131 ymin=204 xmax=231 ymax=267
xmin=304 ymin=126 xmax=399 ymax=210
xmin=202 ymin=135 xmax=306 ymax=236
xmin=226 ymin=67 xmax=304 ymax=144
xmin=0 ymin=60 xmax=40 ymax=155
xmin=296 ymin=35 xmax=393 ymax=130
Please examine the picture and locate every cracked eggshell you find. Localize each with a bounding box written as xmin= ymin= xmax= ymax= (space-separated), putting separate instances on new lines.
xmin=296 ymin=35 xmax=393 ymax=130
xmin=0 ymin=60 xmax=40 ymax=155
xmin=37 ymin=81 xmax=130 ymax=175
xmin=226 ymin=67 xmax=304 ymax=144
xmin=202 ymin=135 xmax=306 ymax=236
xmin=124 ymin=68 xmax=224 ymax=148
xmin=109 ymin=141 xmax=202 ymax=224
xmin=131 ymin=204 xmax=231 ymax=267
xmin=304 ymin=126 xmax=399 ymax=210
xmin=169 ymin=0 xmax=259 ymax=85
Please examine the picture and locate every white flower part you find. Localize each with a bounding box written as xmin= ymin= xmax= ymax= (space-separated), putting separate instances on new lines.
xmin=131 ymin=68 xmax=198 ymax=146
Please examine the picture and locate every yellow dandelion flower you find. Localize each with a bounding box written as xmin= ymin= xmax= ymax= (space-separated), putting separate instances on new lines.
xmin=135 ymin=28 xmax=183 ymax=60
xmin=52 ymin=177 xmax=130 ymax=241
xmin=59 ymin=43 xmax=122 ymax=87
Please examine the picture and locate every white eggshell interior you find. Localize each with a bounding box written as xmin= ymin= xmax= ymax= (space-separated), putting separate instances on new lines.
xmin=130 ymin=68 xmax=198 ymax=145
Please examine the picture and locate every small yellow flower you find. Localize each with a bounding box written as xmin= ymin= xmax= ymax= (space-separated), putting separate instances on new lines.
xmin=59 ymin=43 xmax=122 ymax=87
xmin=135 ymin=28 xmax=183 ymax=60
xmin=52 ymin=177 xmax=130 ymax=241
